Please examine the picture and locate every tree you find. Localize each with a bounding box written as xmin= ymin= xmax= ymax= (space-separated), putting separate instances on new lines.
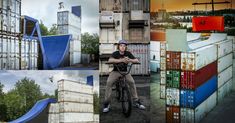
xmin=81 ymin=32 xmax=99 ymax=61
xmin=39 ymin=20 xmax=49 ymax=36
xmin=14 ymin=77 xmax=43 ymax=112
xmin=48 ymin=24 xmax=58 ymax=35
xmin=93 ymin=92 xmax=99 ymax=114
xmin=0 ymin=83 xmax=7 ymax=121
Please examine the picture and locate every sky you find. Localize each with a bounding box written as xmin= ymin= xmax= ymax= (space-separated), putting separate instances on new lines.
xmin=151 ymin=0 xmax=235 ymax=12
xmin=21 ymin=0 xmax=99 ymax=34
xmin=0 ymin=70 xmax=99 ymax=95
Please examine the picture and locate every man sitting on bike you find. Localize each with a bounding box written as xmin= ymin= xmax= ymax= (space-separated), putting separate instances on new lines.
xmin=103 ymin=39 xmax=146 ymax=113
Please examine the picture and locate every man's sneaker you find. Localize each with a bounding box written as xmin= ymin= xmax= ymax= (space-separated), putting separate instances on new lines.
xmin=103 ymin=103 xmax=110 ymax=113
xmin=133 ymin=99 xmax=146 ymax=110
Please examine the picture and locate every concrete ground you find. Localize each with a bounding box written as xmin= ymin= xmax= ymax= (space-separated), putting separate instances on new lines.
xmin=100 ymin=75 xmax=150 ymax=123
xmin=150 ymin=60 xmax=235 ymax=123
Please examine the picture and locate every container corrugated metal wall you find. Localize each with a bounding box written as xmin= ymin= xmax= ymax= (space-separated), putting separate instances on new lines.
xmin=181 ymin=61 xmax=217 ymax=89
xmin=166 ymin=88 xmax=180 ymax=106
xmin=217 ymin=53 xmax=233 ymax=73
xmin=180 ymin=91 xmax=217 ymax=123
xmin=128 ymin=44 xmax=150 ymax=75
xmin=166 ymin=70 xmax=180 ymax=88
xmin=59 ymin=113 xmax=94 ymax=122
xmin=216 ymin=40 xmax=233 ymax=59
xmin=166 ymin=106 xmax=180 ymax=123
xmin=166 ymin=51 xmax=181 ymax=70
xmin=99 ymin=59 xmax=113 ymax=75
xmin=181 ymin=45 xmax=217 ymax=71
xmin=58 ymin=91 xmax=93 ymax=103
xmin=217 ymin=66 xmax=233 ymax=89
xmin=160 ymin=84 xmax=166 ymax=99
xmin=59 ymin=102 xmax=93 ymax=113
xmin=218 ymin=79 xmax=233 ymax=103
xmin=160 ymin=71 xmax=166 ymax=84
xmin=48 ymin=103 xmax=59 ymax=123
xmin=180 ymin=75 xmax=217 ymax=108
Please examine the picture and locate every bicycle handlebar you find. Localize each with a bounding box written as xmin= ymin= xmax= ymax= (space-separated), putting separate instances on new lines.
xmin=106 ymin=62 xmax=140 ymax=76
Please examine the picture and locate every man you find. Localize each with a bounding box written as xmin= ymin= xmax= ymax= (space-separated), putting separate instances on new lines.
xmin=103 ymin=40 xmax=146 ymax=113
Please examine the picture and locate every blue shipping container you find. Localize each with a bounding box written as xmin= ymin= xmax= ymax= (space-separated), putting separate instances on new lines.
xmin=180 ymin=75 xmax=217 ymax=108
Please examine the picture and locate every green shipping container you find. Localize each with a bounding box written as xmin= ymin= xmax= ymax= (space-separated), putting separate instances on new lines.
xmin=166 ymin=70 xmax=180 ymax=88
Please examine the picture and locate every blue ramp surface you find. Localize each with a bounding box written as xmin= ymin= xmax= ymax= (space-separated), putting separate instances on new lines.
xmin=9 ymin=98 xmax=56 ymax=123
xmin=42 ymin=35 xmax=71 ymax=69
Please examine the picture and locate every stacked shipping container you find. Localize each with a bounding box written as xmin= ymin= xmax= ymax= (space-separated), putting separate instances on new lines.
xmin=99 ymin=0 xmax=150 ymax=76
xmin=57 ymin=6 xmax=82 ymax=65
xmin=165 ymin=31 xmax=233 ymax=123
xmin=49 ymin=79 xmax=94 ymax=122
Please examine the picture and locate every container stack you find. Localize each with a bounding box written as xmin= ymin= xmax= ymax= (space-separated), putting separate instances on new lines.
xmin=48 ymin=103 xmax=59 ymax=123
xmin=99 ymin=0 xmax=150 ymax=76
xmin=52 ymin=79 xmax=94 ymax=123
xmin=57 ymin=5 xmax=82 ymax=65
xmin=165 ymin=30 xmax=233 ymax=123
xmin=160 ymin=42 xmax=166 ymax=99
xmin=0 ymin=0 xmax=21 ymax=70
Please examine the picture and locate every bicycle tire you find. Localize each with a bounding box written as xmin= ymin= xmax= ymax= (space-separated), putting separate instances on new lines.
xmin=121 ymin=86 xmax=132 ymax=117
xmin=115 ymin=82 xmax=121 ymax=101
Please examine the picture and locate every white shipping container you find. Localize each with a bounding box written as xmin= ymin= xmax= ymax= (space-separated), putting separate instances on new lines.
xmin=160 ymin=71 xmax=166 ymax=84
xmin=150 ymin=41 xmax=160 ymax=52
xmin=166 ymin=88 xmax=179 ymax=106
xmin=58 ymin=91 xmax=93 ymax=104
xmin=160 ymin=42 xmax=166 ymax=57
xmin=218 ymin=53 xmax=233 ymax=73
xmin=58 ymin=79 xmax=93 ymax=94
xmin=128 ymin=44 xmax=150 ymax=75
xmin=94 ymin=114 xmax=99 ymax=122
xmin=218 ymin=66 xmax=233 ymax=88
xmin=181 ymin=91 xmax=217 ymax=123
xmin=99 ymin=28 xmax=116 ymax=43
xmin=57 ymin=11 xmax=81 ymax=28
xmin=216 ymin=40 xmax=233 ymax=58
xmin=99 ymin=59 xmax=113 ymax=75
xmin=48 ymin=113 xmax=59 ymax=123
xmin=181 ymin=45 xmax=217 ymax=71
xmin=70 ymin=51 xmax=81 ymax=65
xmin=49 ymin=103 xmax=59 ymax=113
xmin=150 ymin=51 xmax=160 ymax=61
xmin=59 ymin=102 xmax=93 ymax=113
xmin=99 ymin=43 xmax=116 ymax=55
xmin=160 ymin=84 xmax=166 ymax=99
xmin=57 ymin=25 xmax=81 ymax=40
xmin=130 ymin=10 xmax=144 ymax=20
xmin=59 ymin=112 xmax=94 ymax=122
xmin=100 ymin=11 xmax=114 ymax=23
xmin=70 ymin=40 xmax=81 ymax=52
xmin=218 ymin=79 xmax=233 ymax=103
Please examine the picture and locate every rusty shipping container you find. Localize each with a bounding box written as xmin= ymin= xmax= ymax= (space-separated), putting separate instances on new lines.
xmin=181 ymin=61 xmax=217 ymax=89
xmin=166 ymin=106 xmax=180 ymax=123
xmin=150 ymin=31 xmax=166 ymax=41
xmin=166 ymin=51 xmax=181 ymax=70
xmin=181 ymin=45 xmax=217 ymax=71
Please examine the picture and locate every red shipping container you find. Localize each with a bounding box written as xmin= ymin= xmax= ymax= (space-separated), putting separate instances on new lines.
xmin=166 ymin=106 xmax=180 ymax=123
xmin=192 ymin=16 xmax=224 ymax=32
xmin=181 ymin=61 xmax=217 ymax=90
xmin=166 ymin=51 xmax=181 ymax=70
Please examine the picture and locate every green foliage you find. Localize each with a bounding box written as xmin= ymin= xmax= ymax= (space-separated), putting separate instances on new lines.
xmin=93 ymin=92 xmax=100 ymax=114
xmin=39 ymin=21 xmax=57 ymax=36
xmin=81 ymin=32 xmax=99 ymax=55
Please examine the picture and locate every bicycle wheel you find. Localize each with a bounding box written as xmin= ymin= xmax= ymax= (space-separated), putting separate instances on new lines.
xmin=115 ymin=82 xmax=121 ymax=101
xmin=121 ymin=86 xmax=132 ymax=117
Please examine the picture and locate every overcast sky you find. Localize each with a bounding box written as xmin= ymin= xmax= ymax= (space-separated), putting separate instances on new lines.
xmin=0 ymin=70 xmax=99 ymax=95
xmin=21 ymin=0 xmax=99 ymax=34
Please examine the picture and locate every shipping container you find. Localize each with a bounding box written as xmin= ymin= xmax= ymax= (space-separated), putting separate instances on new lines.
xmin=99 ymin=43 xmax=116 ymax=55
xmin=150 ymin=50 xmax=160 ymax=61
xmin=99 ymin=59 xmax=113 ymax=75
xmin=70 ymin=40 xmax=81 ymax=52
xmin=48 ymin=103 xmax=59 ymax=123
xmin=181 ymin=45 xmax=217 ymax=71
xmin=99 ymin=0 xmax=121 ymax=12
xmin=166 ymin=88 xmax=180 ymax=106
xmin=160 ymin=84 xmax=166 ymax=99
xmin=218 ymin=66 xmax=233 ymax=89
xmin=70 ymin=51 xmax=81 ymax=65
xmin=57 ymin=11 xmax=81 ymax=27
xmin=181 ymin=91 xmax=217 ymax=123
xmin=58 ymin=79 xmax=93 ymax=94
xmin=218 ymin=79 xmax=233 ymax=103
xmin=58 ymin=91 xmax=93 ymax=104
xmin=150 ymin=31 xmax=166 ymax=41
xmin=49 ymin=103 xmax=59 ymax=113
xmin=57 ymin=25 xmax=81 ymax=40
xmin=59 ymin=102 xmax=93 ymax=113
xmin=128 ymin=44 xmax=150 ymax=75
xmin=218 ymin=53 xmax=233 ymax=73
xmin=94 ymin=114 xmax=99 ymax=122
xmin=181 ymin=61 xmax=217 ymax=89
xmin=160 ymin=71 xmax=166 ymax=84
xmin=59 ymin=112 xmax=94 ymax=122
xmin=166 ymin=106 xmax=180 ymax=123
xmin=150 ymin=41 xmax=160 ymax=52
xmin=129 ymin=28 xmax=144 ymax=43
xmin=99 ymin=28 xmax=116 ymax=43
xmin=166 ymin=70 xmax=180 ymax=88
xmin=166 ymin=51 xmax=181 ymax=70
xmin=160 ymin=42 xmax=166 ymax=57
xmin=215 ymin=40 xmax=233 ymax=58
xmin=180 ymin=75 xmax=217 ymax=108
xmin=150 ymin=60 xmax=159 ymax=72
xmin=130 ymin=10 xmax=144 ymax=20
